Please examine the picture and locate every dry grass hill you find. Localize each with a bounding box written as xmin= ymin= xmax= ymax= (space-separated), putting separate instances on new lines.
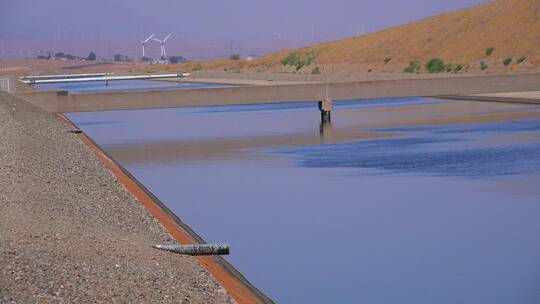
xmin=242 ymin=0 xmax=540 ymax=75
xmin=3 ymin=0 xmax=539 ymax=77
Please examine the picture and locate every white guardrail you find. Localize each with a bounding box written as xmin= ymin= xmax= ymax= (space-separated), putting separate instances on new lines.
xmin=20 ymin=72 xmax=191 ymax=84
xmin=19 ymin=73 xmax=113 ymax=80
xmin=0 ymin=78 xmax=11 ymax=93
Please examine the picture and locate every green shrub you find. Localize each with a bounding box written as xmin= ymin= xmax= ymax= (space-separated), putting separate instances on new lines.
xmin=311 ymin=67 xmax=321 ymax=74
xmin=384 ymin=57 xmax=392 ymax=64
xmin=480 ymin=61 xmax=488 ymax=70
xmin=516 ymin=56 xmax=526 ymax=64
xmin=404 ymin=61 xmax=419 ymax=73
xmin=192 ymin=62 xmax=203 ymax=71
xmin=229 ymin=54 xmax=240 ymax=60
xmin=281 ymin=53 xmax=299 ymax=66
xmin=502 ymin=57 xmax=512 ymax=66
xmin=281 ymin=51 xmax=318 ymax=71
xmin=445 ymin=64 xmax=453 ymax=73
xmin=485 ymin=47 xmax=495 ymax=56
xmin=426 ymin=58 xmax=446 ymax=73
xmin=453 ymin=64 xmax=463 ymax=73
xmin=296 ymin=61 xmax=306 ymax=70
xmin=302 ymin=52 xmax=317 ymax=67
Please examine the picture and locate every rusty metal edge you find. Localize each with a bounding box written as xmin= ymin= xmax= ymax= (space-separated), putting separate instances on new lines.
xmin=55 ymin=113 xmax=274 ymax=304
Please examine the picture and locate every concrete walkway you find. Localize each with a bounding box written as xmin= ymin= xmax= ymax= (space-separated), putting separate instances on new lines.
xmin=179 ymin=77 xmax=314 ymax=86
xmin=440 ymin=91 xmax=540 ymax=104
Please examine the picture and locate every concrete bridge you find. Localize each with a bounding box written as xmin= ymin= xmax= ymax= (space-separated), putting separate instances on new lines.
xmin=14 ymin=72 xmax=540 ymax=121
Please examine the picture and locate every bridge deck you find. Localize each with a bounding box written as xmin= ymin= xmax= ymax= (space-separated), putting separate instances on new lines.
xmin=14 ymin=72 xmax=540 ymax=113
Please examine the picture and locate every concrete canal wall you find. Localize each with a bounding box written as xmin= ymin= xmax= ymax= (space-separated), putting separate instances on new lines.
xmin=14 ymin=72 xmax=540 ymax=113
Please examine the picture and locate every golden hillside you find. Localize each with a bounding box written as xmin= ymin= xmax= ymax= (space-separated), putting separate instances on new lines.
xmin=246 ymin=0 xmax=540 ymax=74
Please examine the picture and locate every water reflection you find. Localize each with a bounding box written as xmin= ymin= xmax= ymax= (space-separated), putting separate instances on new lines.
xmin=319 ymin=120 xmax=335 ymax=144
xmin=67 ymin=97 xmax=540 ymax=304
xmin=35 ymin=79 xmax=229 ymax=93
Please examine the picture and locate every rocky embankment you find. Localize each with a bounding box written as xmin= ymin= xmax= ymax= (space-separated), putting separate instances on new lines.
xmin=0 ymin=92 xmax=232 ymax=303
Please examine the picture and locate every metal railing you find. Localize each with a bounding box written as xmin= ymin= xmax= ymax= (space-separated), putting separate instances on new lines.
xmin=19 ymin=73 xmax=113 ymax=80
xmin=20 ymin=72 xmax=191 ymax=85
xmin=0 ymin=78 xmax=10 ymax=93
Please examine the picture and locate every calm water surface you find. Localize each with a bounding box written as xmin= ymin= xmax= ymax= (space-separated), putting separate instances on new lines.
xmin=67 ymin=96 xmax=540 ymax=303
xmin=35 ymin=79 xmax=228 ymax=93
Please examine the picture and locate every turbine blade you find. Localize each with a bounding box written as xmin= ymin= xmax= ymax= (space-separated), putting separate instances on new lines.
xmin=163 ymin=33 xmax=172 ymax=42
xmin=142 ymin=34 xmax=155 ymax=43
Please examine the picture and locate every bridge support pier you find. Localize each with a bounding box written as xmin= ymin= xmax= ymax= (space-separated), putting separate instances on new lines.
xmin=318 ymin=99 xmax=333 ymax=123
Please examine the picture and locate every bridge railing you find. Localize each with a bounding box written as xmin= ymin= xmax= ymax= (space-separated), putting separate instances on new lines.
xmin=0 ymin=78 xmax=11 ymax=93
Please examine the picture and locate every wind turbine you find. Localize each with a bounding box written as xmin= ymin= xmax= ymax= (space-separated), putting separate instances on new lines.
xmin=152 ymin=33 xmax=172 ymax=59
xmin=140 ymin=34 xmax=155 ymax=59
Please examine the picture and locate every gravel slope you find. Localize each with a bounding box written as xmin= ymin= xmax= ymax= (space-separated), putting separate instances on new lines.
xmin=0 ymin=92 xmax=233 ymax=304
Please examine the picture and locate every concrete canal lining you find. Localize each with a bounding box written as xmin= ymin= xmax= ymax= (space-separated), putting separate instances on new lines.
xmin=56 ymin=113 xmax=273 ymax=304
xmin=438 ymin=91 xmax=540 ymax=104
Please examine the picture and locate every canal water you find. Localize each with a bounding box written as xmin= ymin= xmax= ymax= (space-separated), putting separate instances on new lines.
xmin=35 ymin=79 xmax=227 ymax=93
xmin=65 ymin=93 xmax=540 ymax=303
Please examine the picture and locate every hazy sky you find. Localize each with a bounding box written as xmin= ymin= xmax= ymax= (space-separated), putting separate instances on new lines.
xmin=0 ymin=0 xmax=489 ymax=59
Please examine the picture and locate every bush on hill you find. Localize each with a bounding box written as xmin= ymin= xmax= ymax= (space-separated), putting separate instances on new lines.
xmin=480 ymin=61 xmax=488 ymax=70
xmin=192 ymin=62 xmax=203 ymax=71
xmin=502 ymin=57 xmax=512 ymax=66
xmin=453 ymin=64 xmax=463 ymax=73
xmin=485 ymin=47 xmax=495 ymax=56
xmin=516 ymin=56 xmax=526 ymax=64
xmin=281 ymin=51 xmax=318 ymax=71
xmin=426 ymin=58 xmax=446 ymax=73
xmin=404 ymin=61 xmax=419 ymax=73
xmin=311 ymin=67 xmax=321 ymax=74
